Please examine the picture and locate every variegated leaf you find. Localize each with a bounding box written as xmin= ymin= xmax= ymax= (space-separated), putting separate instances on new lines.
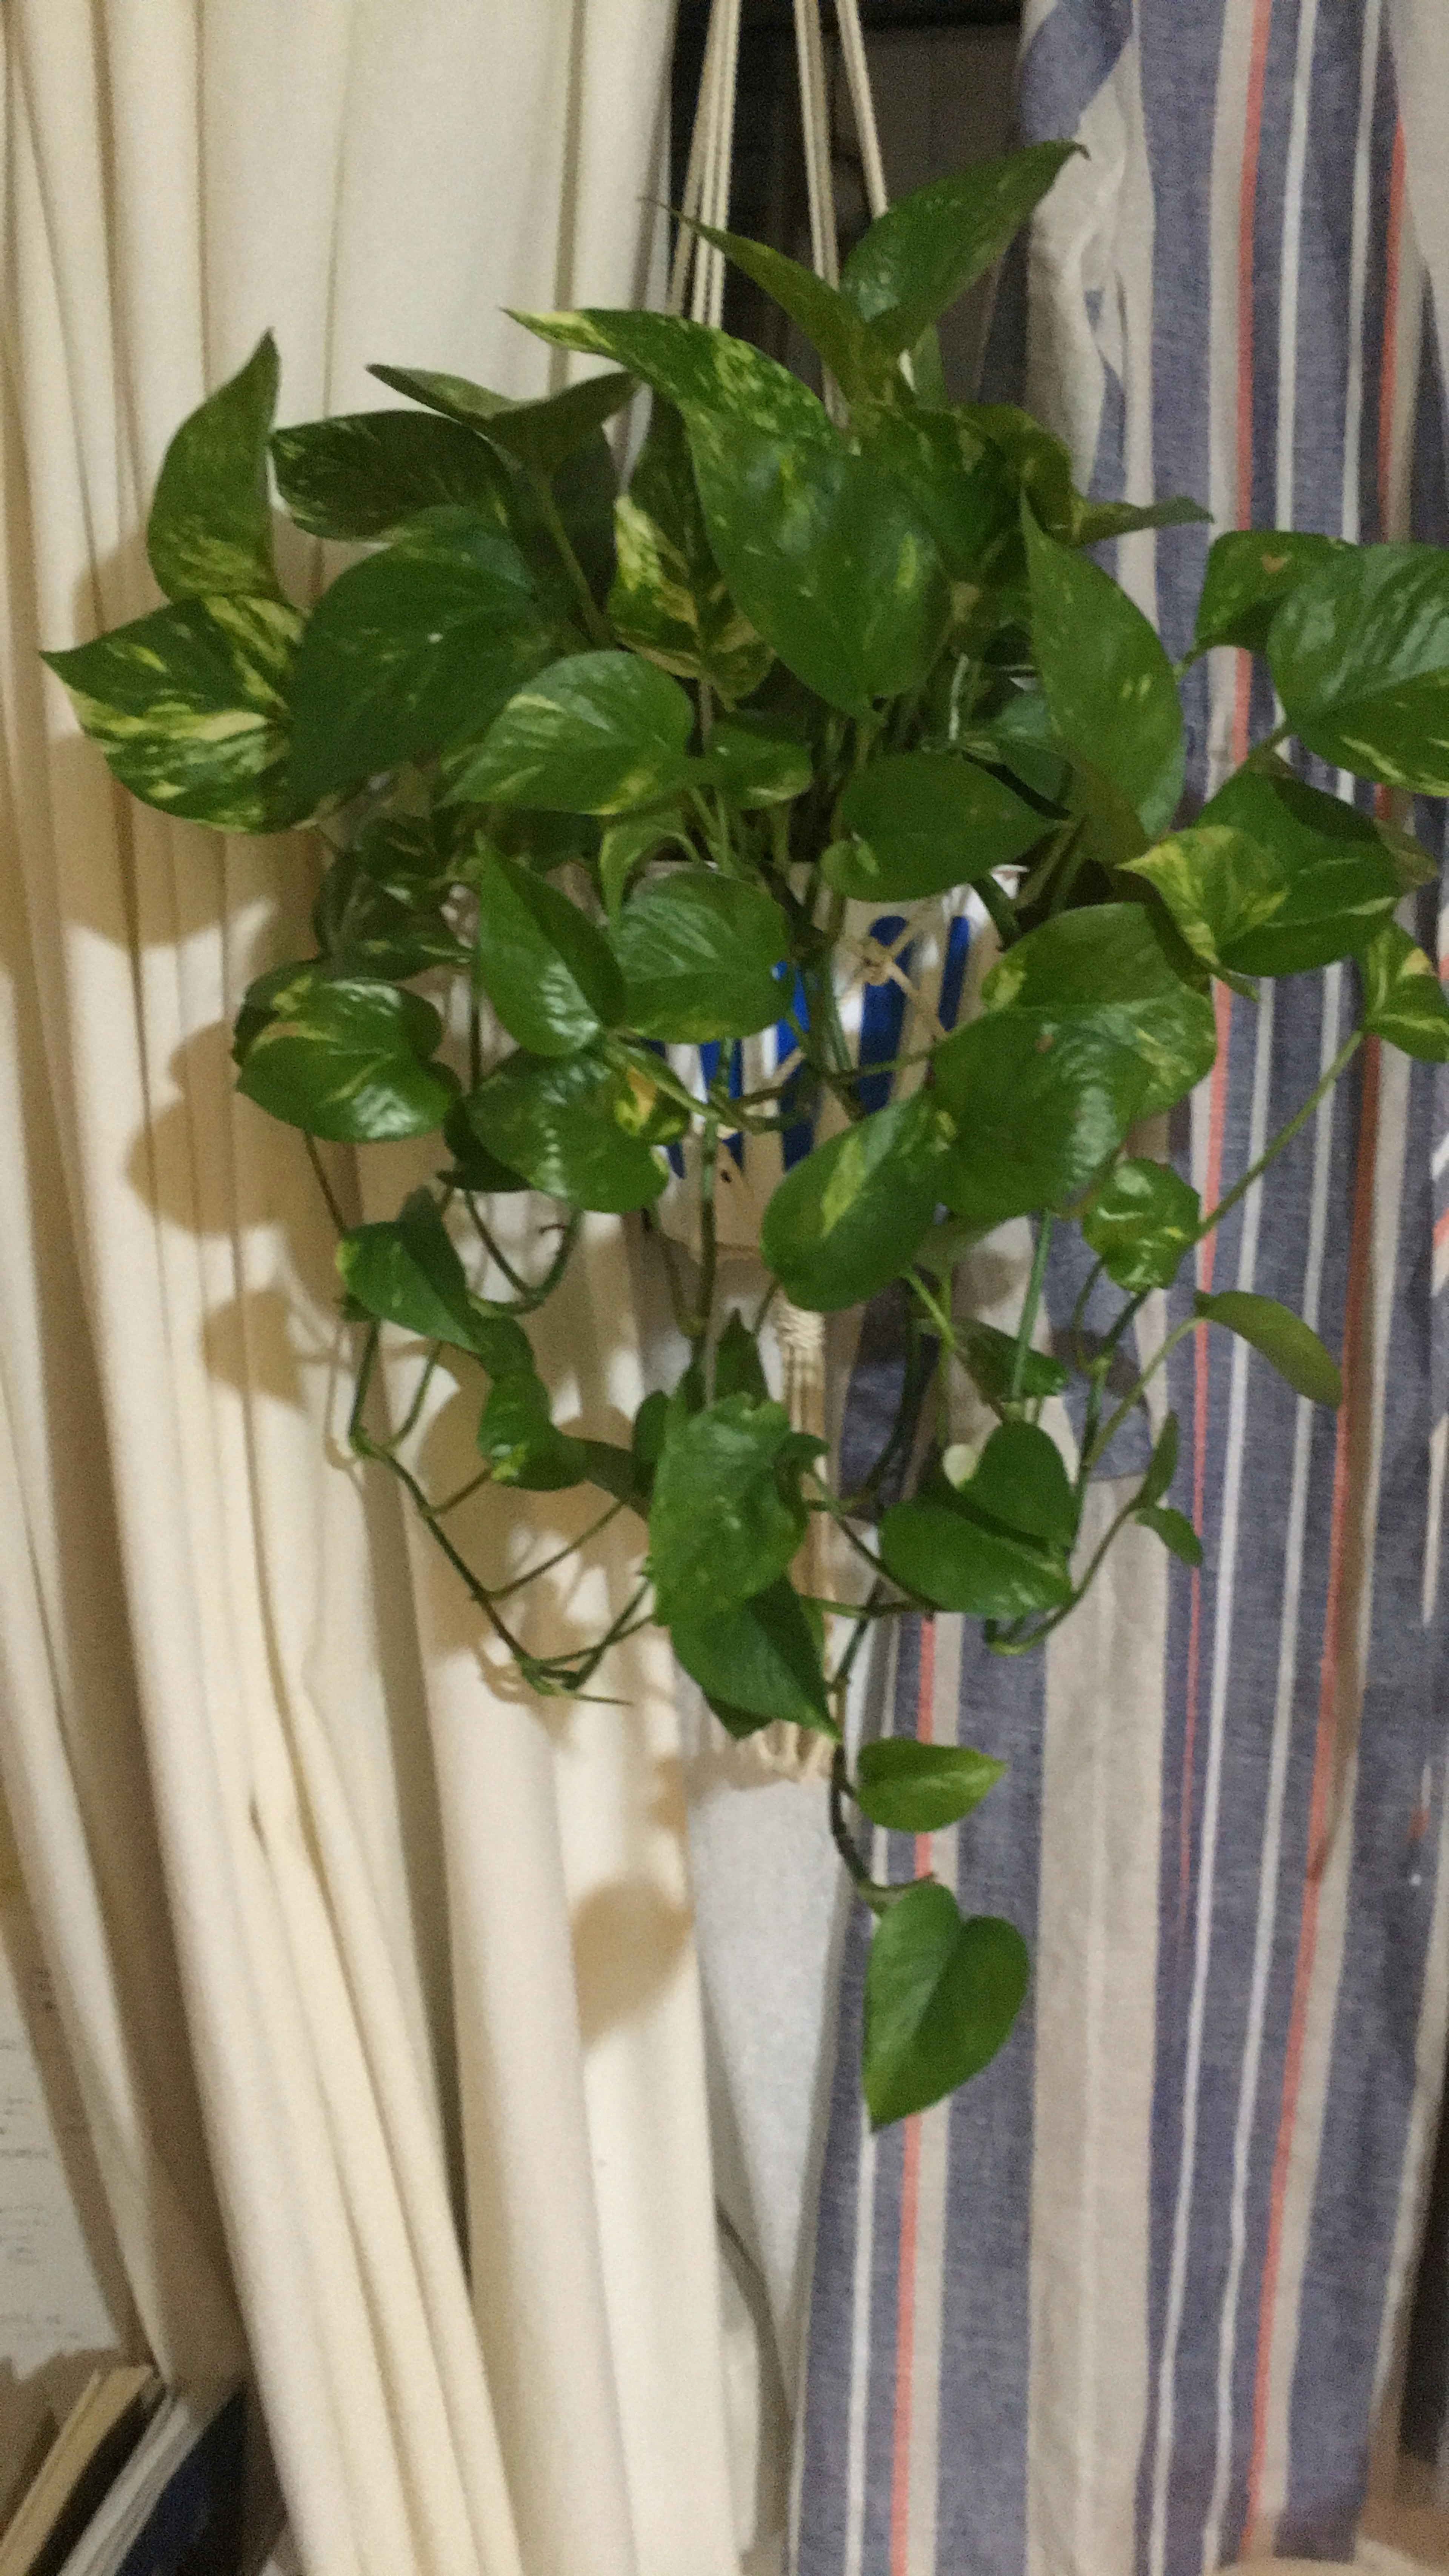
xmin=148 ymin=333 xmax=282 ymax=603
xmin=43 ymin=592 xmax=303 ymax=834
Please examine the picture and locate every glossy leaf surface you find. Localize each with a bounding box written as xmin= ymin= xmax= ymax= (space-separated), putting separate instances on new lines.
xmin=465 ymin=1047 xmax=668 ymax=1211
xmin=271 ymin=410 xmax=513 ymax=540
xmin=1269 ymin=543 xmax=1449 ymax=791
xmin=337 ymin=1187 xmax=482 ymax=1350
xmin=1193 ymin=529 xmax=1347 ymax=656
xmin=237 ymin=979 xmax=456 ymax=1141
xmin=369 ymin=364 xmax=635 ymax=477
xmin=609 ymin=399 xmax=774 ymax=700
xmin=511 ymin=309 xmax=829 ymax=440
xmin=980 ymin=904 xmax=1217 ymax=1119
xmin=840 ymin=145 xmax=1078 ymax=354
xmin=863 ymin=1886 xmax=1029 ymax=2125
xmin=1084 ymin=1159 xmax=1201 ymax=1292
xmin=880 ymin=1496 xmax=1073 ymax=1616
xmin=1359 ymin=923 xmax=1449 ymax=1060
xmin=829 ymin=751 xmax=1043 ymax=900
xmin=288 ymin=511 xmax=553 ymax=807
xmin=933 ymin=1011 xmax=1148 ymax=1230
xmin=686 ymin=409 xmax=950 ymax=714
xmin=1024 ymin=506 xmax=1184 ymax=832
xmin=43 ymin=593 xmax=303 ymax=833
xmin=648 ymin=1395 xmax=823 ymax=1624
xmin=761 ymin=1091 xmax=952 ymax=1312
xmin=612 ymin=869 xmax=788 ymax=1041
xmin=855 ymin=1740 xmax=1005 ymax=1833
xmin=1195 ymin=1289 xmax=1342 ymax=1405
xmin=474 ymin=850 xmax=624 ymax=1055
xmin=148 ymin=333 xmax=281 ymax=602
xmin=672 ymin=1577 xmax=833 ymax=1733
xmin=447 ymin=649 xmax=694 ymax=813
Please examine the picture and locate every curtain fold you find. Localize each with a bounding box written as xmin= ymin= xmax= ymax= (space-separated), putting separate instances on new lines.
xmin=0 ymin=7 xmax=742 ymax=2570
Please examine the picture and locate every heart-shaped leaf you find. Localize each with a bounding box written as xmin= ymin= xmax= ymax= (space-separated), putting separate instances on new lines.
xmin=477 ymin=1370 xmax=589 ymax=1490
xmin=1268 ymin=542 xmax=1449 ymax=792
xmin=43 ymin=592 xmax=303 ymax=834
xmin=610 ymin=400 xmax=775 ymax=701
xmin=1138 ymin=1411 xmax=1181 ymax=1511
xmin=828 ymin=751 xmax=1043 ymax=901
xmin=855 ymin=1739 xmax=1005 ymax=1833
xmin=287 ymin=510 xmax=555 ymax=808
xmin=880 ymin=1497 xmax=1073 ymax=1617
xmin=685 ymin=409 xmax=950 ymax=715
xmin=337 ymin=1187 xmax=481 ymax=1350
xmin=446 ymin=649 xmax=694 ymax=814
xmin=957 ymin=1421 xmax=1078 ymax=1547
xmin=761 ymin=1091 xmax=953 ymax=1313
xmin=1135 ymin=1503 xmax=1203 ymax=1564
xmin=369 ymin=364 xmax=635 ymax=479
xmin=1083 ymin=1159 xmax=1201 ymax=1292
xmin=648 ymin=1395 xmax=823 ymax=1624
xmin=510 ymin=308 xmax=829 ymax=441
xmin=1359 ymin=923 xmax=1449 ymax=1061
xmin=863 ymin=1883 xmax=1028 ymax=2125
xmin=465 ymin=1046 xmax=668 ymax=1212
xmin=613 ymin=870 xmax=788 ymax=1043
xmin=237 ymin=978 xmax=457 ymax=1142
xmin=1193 ymin=529 xmax=1348 ymax=657
xmin=671 ymin=1576 xmax=833 ymax=1733
xmin=861 ymin=409 xmax=1019 ymax=580
xmin=932 ymin=1011 xmax=1149 ymax=1229
xmin=980 ymin=904 xmax=1217 ymax=1119
xmin=475 ymin=850 xmax=623 ymax=1056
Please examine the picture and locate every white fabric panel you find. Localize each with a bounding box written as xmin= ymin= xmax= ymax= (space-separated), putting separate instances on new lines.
xmin=0 ymin=6 xmax=740 ymax=2571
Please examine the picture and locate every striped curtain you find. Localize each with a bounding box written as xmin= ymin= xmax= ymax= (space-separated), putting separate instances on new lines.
xmin=791 ymin=7 xmax=1449 ymax=2572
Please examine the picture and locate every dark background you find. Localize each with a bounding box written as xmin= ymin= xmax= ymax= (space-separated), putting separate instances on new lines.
xmin=669 ymin=0 xmax=1023 ymax=394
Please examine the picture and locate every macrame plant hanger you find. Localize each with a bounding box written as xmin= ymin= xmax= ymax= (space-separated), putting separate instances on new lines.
xmin=671 ymin=0 xmax=891 ymax=1782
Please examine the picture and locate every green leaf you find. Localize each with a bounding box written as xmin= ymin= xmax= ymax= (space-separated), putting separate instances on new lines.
xmin=1193 ymin=529 xmax=1348 ymax=657
xmin=840 ymin=143 xmax=1078 ymax=355
xmin=1023 ymin=506 xmax=1184 ymax=834
xmin=677 ymin=215 xmax=902 ymax=405
xmin=957 ymin=1317 xmax=1068 ymax=1405
xmin=1138 ymin=1411 xmax=1181 ymax=1511
xmin=671 ymin=1575 xmax=833 ymax=1733
xmin=828 ymin=750 xmax=1044 ymax=901
xmin=43 ymin=593 xmax=303 ymax=834
xmin=271 ymin=409 xmax=514 ymax=540
xmin=1359 ymin=922 xmax=1449 ymax=1061
xmin=861 ymin=409 xmax=1019 ymax=580
xmin=648 ymin=1395 xmax=823 ymax=1624
xmin=855 ymin=1739 xmax=1005 ymax=1833
xmin=932 ymin=1012 xmax=1148 ymax=1230
xmin=1194 ymin=1289 xmax=1341 ymax=1405
xmin=1168 ymin=765 xmax=1407 ymax=974
xmin=1120 ymin=826 xmax=1280 ymax=980
xmin=713 ymin=1312 xmax=771 ymax=1405
xmin=1135 ymin=1504 xmax=1203 ymax=1566
xmin=598 ymin=812 xmax=689 ymax=922
xmin=287 ymin=511 xmax=555 ymax=809
xmin=337 ymin=1187 xmax=482 ymax=1350
xmin=477 ymin=1370 xmax=589 ymax=1490
xmin=880 ymin=1496 xmax=1073 ymax=1617
xmin=612 ymin=869 xmax=788 ymax=1042
xmin=980 ymin=903 xmax=1217 ymax=1119
xmin=685 ymin=409 xmax=950 ymax=715
xmin=465 ymin=1046 xmax=668 ymax=1212
xmin=440 ymin=1095 xmax=531 ymax=1192
xmin=237 ymin=979 xmax=457 ymax=1142
xmin=1083 ymin=1158 xmax=1201 ymax=1292
xmin=698 ymin=720 xmax=813 ymax=808
xmin=446 ymin=649 xmax=694 ymax=814
xmin=471 ymin=1313 xmax=535 ymax=1378
xmin=609 ymin=399 xmax=774 ymax=700
xmin=474 ymin=850 xmax=623 ymax=1056
xmin=956 ymin=1421 xmax=1078 ymax=1547
xmin=863 ymin=1884 xmax=1028 ymax=2125
xmin=510 ymin=309 xmax=829 ymax=441
xmin=148 ymin=333 xmax=280 ymax=602
xmin=369 ymin=363 xmax=635 ymax=478
xmin=1269 ymin=543 xmax=1449 ymax=792
xmin=760 ymin=1092 xmax=953 ymax=1313
xmin=312 ymin=846 xmax=467 ymax=979
xmin=1072 ymin=494 xmax=1212 ymax=546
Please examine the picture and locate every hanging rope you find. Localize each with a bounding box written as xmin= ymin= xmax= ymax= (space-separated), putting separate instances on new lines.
xmin=671 ymin=2 xmax=892 ymax=1784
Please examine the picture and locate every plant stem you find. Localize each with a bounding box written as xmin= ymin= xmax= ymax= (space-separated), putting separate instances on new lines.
xmin=829 ymin=1744 xmax=891 ymax=1913
xmin=977 ymin=871 xmax=1020 ymax=948
xmin=1010 ymin=1214 xmax=1052 ymax=1402
xmin=1083 ymin=1312 xmax=1197 ymax=1472
xmin=529 ymin=469 xmax=611 ymax=647
xmin=304 ymin=1134 xmax=348 ymax=1236
xmin=1201 ymin=1027 xmax=1362 ymax=1242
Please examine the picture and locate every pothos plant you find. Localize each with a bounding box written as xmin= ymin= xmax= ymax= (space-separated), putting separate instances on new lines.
xmin=47 ymin=145 xmax=1449 ymax=2129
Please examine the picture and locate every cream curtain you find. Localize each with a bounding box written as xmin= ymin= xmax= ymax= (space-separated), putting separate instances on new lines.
xmin=0 ymin=6 xmax=744 ymax=2571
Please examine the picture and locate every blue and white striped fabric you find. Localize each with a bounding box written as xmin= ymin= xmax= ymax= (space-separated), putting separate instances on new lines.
xmin=791 ymin=9 xmax=1449 ymax=2571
